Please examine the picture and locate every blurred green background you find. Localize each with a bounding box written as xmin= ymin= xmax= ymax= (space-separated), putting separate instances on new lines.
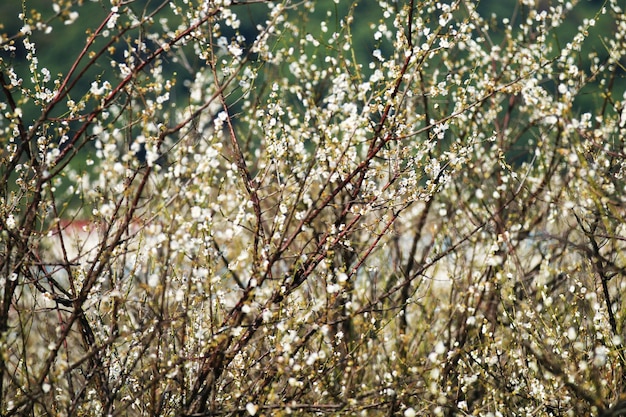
xmin=0 ymin=0 xmax=617 ymax=115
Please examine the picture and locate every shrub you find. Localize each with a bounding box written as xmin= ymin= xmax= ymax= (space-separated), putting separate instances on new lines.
xmin=1 ymin=0 xmax=625 ymax=415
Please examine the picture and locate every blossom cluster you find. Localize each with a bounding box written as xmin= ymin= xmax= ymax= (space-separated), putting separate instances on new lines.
xmin=1 ymin=0 xmax=625 ymax=415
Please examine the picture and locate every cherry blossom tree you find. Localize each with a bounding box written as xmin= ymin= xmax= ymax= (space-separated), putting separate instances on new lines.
xmin=1 ymin=0 xmax=625 ymax=415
